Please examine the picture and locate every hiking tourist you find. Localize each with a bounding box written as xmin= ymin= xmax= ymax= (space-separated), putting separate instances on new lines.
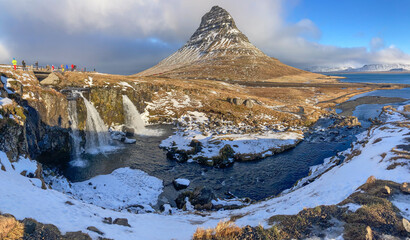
xmin=22 ymin=60 xmax=26 ymax=71
xmin=12 ymin=58 xmax=17 ymax=70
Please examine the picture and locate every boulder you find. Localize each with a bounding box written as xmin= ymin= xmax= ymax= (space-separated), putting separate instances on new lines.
xmin=189 ymin=139 xmax=202 ymax=154
xmin=233 ymin=98 xmax=244 ymax=106
xmin=113 ymin=218 xmax=131 ymax=227
xmin=39 ymin=73 xmax=60 ymax=85
xmin=123 ymin=137 xmax=136 ymax=144
xmin=122 ymin=126 xmax=135 ymax=137
xmin=244 ymin=99 xmax=254 ymax=108
xmin=86 ymin=226 xmax=104 ymax=236
xmin=191 ymin=187 xmax=215 ymax=207
xmin=173 ymin=178 xmax=190 ymax=190
xmin=400 ymin=182 xmax=410 ymax=194
xmin=403 ymin=218 xmax=410 ymax=233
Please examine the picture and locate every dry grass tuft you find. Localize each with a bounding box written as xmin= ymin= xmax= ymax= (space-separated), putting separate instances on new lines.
xmin=193 ymin=221 xmax=242 ymax=240
xmin=0 ymin=215 xmax=24 ymax=240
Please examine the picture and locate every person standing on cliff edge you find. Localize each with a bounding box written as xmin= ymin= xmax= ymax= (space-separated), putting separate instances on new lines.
xmin=12 ymin=58 xmax=17 ymax=70
xmin=22 ymin=60 xmax=26 ymax=71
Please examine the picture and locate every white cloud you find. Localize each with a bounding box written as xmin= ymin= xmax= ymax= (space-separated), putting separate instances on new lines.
xmin=1 ymin=0 xmax=410 ymax=72
xmin=370 ymin=37 xmax=385 ymax=51
xmin=0 ymin=42 xmax=10 ymax=63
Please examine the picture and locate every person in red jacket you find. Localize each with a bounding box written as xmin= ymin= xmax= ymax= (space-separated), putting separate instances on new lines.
xmin=52 ymin=65 xmax=55 ymax=71
xmin=71 ymin=64 xmax=74 ymax=71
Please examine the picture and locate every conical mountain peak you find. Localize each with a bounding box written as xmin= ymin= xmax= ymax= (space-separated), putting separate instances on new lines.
xmin=137 ymin=6 xmax=305 ymax=80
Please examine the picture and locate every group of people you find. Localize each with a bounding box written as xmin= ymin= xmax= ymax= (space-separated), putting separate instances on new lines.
xmin=11 ymin=58 xmax=88 ymax=72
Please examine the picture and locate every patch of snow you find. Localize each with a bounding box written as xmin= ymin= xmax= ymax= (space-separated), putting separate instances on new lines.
xmin=0 ymin=97 xmax=13 ymax=106
xmin=341 ymin=203 xmax=362 ymax=212
xmin=46 ymin=167 xmax=163 ymax=211
xmin=174 ymin=178 xmax=190 ymax=187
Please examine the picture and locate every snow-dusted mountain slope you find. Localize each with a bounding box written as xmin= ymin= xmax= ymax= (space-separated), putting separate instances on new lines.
xmin=137 ymin=6 xmax=305 ymax=80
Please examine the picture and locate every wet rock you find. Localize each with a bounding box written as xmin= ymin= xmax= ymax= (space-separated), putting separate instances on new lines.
xmin=166 ymin=149 xmax=188 ymax=163
xmin=113 ymin=218 xmax=131 ymax=227
xmin=189 ymin=139 xmax=202 ymax=154
xmin=400 ymin=182 xmax=410 ymax=194
xmin=213 ymin=144 xmax=235 ymax=167
xmin=87 ymin=226 xmax=104 ymax=236
xmin=173 ymin=178 xmax=190 ymax=190
xmin=123 ymin=137 xmax=136 ymax=144
xmin=191 ymin=187 xmax=215 ymax=207
xmin=122 ymin=126 xmax=135 ymax=137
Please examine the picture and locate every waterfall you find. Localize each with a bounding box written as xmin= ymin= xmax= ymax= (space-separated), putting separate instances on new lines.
xmin=79 ymin=92 xmax=111 ymax=153
xmin=68 ymin=100 xmax=82 ymax=159
xmin=122 ymin=95 xmax=147 ymax=134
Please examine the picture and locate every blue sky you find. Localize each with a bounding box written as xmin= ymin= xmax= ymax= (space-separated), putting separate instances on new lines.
xmin=0 ymin=0 xmax=409 ymax=74
xmin=287 ymin=0 xmax=410 ymax=52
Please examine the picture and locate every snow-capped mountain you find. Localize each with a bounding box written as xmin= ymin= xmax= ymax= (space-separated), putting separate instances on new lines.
xmin=307 ymin=63 xmax=410 ymax=73
xmin=347 ymin=63 xmax=410 ymax=72
xmin=137 ymin=6 xmax=305 ymax=80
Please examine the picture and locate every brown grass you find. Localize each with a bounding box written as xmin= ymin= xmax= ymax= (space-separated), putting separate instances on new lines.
xmin=193 ymin=221 xmax=242 ymax=240
xmin=0 ymin=215 xmax=24 ymax=240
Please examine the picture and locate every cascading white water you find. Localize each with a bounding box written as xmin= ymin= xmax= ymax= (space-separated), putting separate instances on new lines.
xmin=79 ymin=92 xmax=111 ymax=153
xmin=122 ymin=95 xmax=147 ymax=134
xmin=67 ymin=99 xmax=82 ymax=159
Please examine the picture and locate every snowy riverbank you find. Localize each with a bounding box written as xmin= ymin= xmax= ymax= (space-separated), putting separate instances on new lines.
xmin=0 ymin=105 xmax=408 ymax=239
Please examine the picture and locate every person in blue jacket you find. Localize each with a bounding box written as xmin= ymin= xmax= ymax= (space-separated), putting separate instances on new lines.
xmin=65 ymin=64 xmax=68 ymax=71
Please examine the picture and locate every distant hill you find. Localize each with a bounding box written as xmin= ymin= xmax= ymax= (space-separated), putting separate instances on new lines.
xmin=136 ymin=6 xmax=306 ymax=81
xmin=307 ymin=63 xmax=410 ymax=73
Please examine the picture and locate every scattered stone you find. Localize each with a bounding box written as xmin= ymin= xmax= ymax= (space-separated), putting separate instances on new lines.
xmin=123 ymin=138 xmax=136 ymax=144
xmin=173 ymin=178 xmax=190 ymax=190
xmin=87 ymin=226 xmax=104 ymax=236
xmin=102 ymin=217 xmax=112 ymax=225
xmin=403 ymin=218 xmax=410 ymax=232
xmin=189 ymin=139 xmax=202 ymax=154
xmin=381 ymin=185 xmax=391 ymax=195
xmin=400 ymin=182 xmax=410 ymax=194
xmin=244 ymin=99 xmax=254 ymax=108
xmin=160 ymin=204 xmax=173 ymax=215
xmin=366 ymin=176 xmax=376 ymax=184
xmin=113 ymin=218 xmax=131 ymax=227
xmin=191 ymin=187 xmax=215 ymax=207
xmin=232 ymin=98 xmax=244 ymax=105
xmin=365 ymin=226 xmax=373 ymax=240
xmin=65 ymin=201 xmax=74 ymax=205
xmin=64 ymin=231 xmax=92 ymax=240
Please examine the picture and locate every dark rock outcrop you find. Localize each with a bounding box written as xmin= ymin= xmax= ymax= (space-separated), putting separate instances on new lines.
xmin=113 ymin=218 xmax=131 ymax=227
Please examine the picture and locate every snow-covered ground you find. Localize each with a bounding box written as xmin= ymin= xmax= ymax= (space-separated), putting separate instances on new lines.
xmin=160 ymin=111 xmax=303 ymax=163
xmin=44 ymin=167 xmax=163 ymax=212
xmin=0 ymin=106 xmax=409 ymax=239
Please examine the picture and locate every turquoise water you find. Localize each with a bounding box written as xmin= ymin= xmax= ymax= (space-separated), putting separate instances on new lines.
xmin=327 ymin=73 xmax=410 ymax=84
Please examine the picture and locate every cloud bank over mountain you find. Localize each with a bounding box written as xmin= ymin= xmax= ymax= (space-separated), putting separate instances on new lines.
xmin=0 ymin=0 xmax=409 ymax=73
